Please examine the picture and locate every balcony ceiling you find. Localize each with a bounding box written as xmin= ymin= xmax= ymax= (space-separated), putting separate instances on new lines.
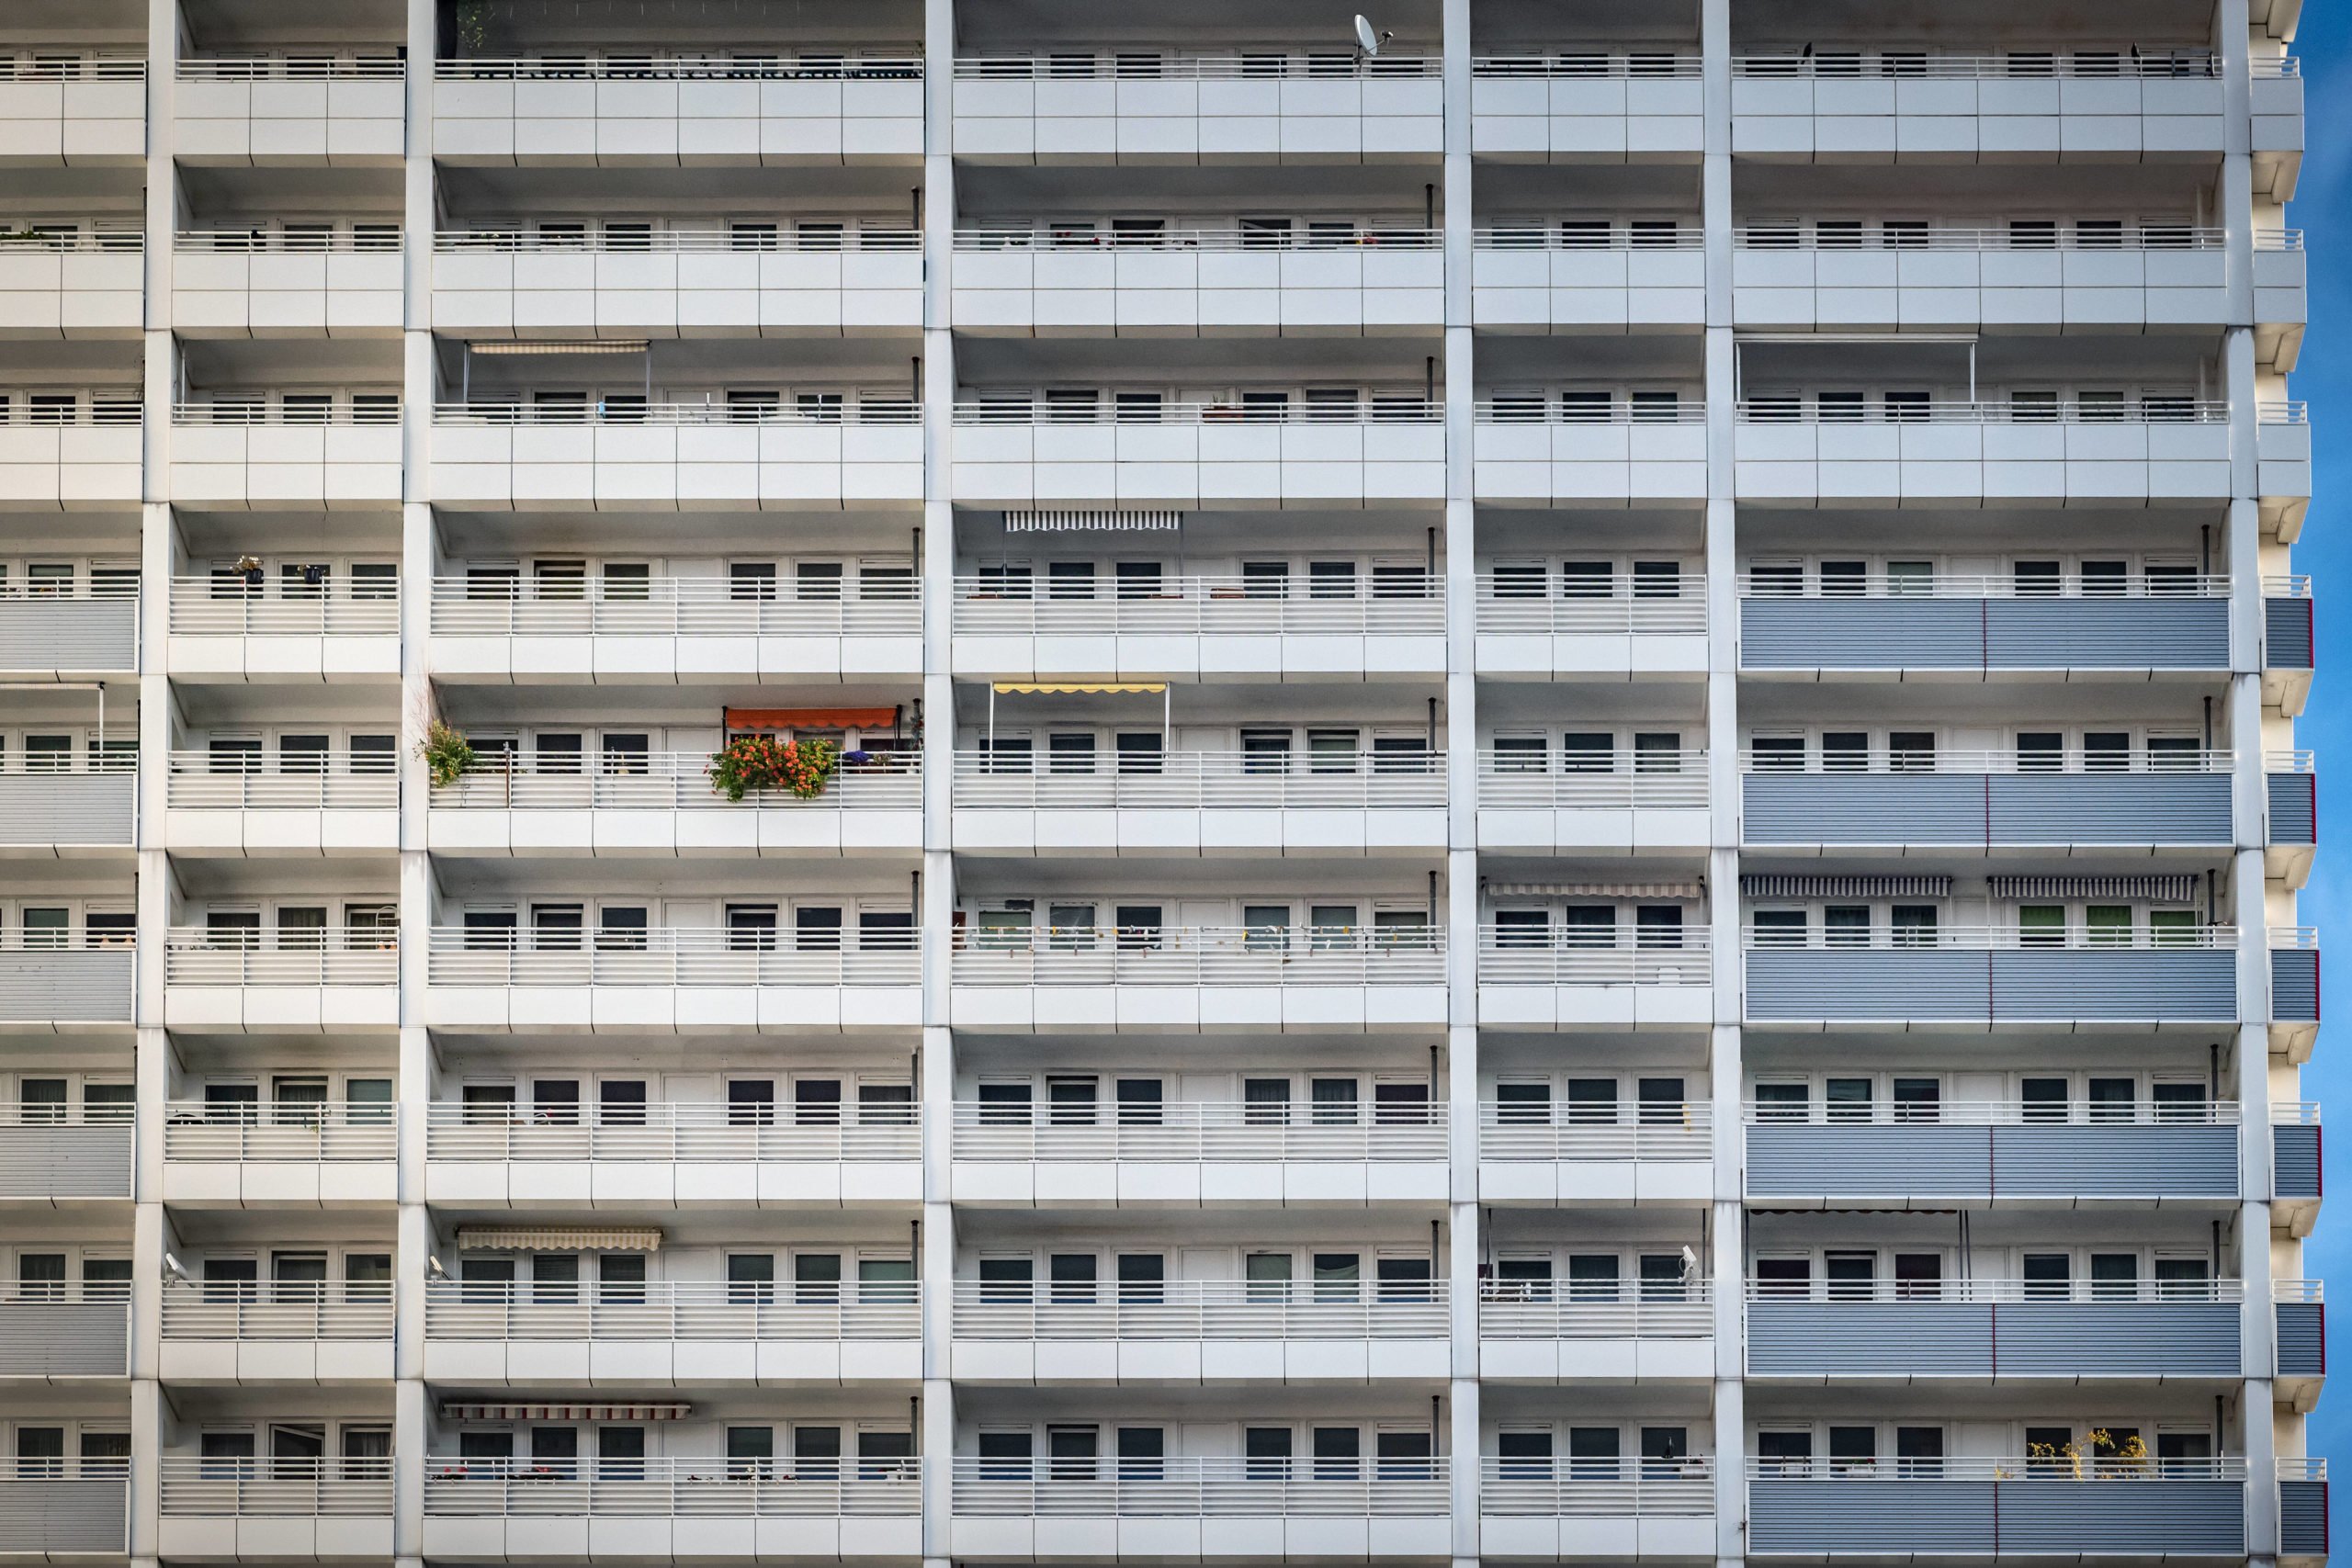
xmin=1731 ymin=0 xmax=2220 ymax=49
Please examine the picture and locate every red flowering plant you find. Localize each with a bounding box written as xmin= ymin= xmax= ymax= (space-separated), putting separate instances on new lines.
xmin=707 ymin=734 xmax=841 ymax=802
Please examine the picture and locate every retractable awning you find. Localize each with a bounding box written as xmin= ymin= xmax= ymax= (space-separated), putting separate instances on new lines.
xmin=1987 ymin=874 xmax=2201 ymax=903
xmin=725 ymin=706 xmax=900 ymax=732
xmin=1487 ymin=881 xmax=1705 ymax=899
xmin=1740 ymin=874 xmax=1954 ymax=899
xmin=456 ymin=1226 xmax=663 ymax=1253
xmin=442 ymin=1403 xmax=688 ymax=1422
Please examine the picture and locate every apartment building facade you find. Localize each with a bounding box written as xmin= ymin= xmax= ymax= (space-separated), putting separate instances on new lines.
xmin=0 ymin=0 xmax=2327 ymax=1565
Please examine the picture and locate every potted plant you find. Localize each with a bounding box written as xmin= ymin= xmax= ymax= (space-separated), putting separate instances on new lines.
xmin=421 ymin=720 xmax=476 ymax=789
xmin=707 ymin=734 xmax=841 ymax=801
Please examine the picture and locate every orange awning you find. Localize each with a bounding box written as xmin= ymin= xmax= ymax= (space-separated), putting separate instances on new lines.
xmin=726 ymin=705 xmax=900 ymax=732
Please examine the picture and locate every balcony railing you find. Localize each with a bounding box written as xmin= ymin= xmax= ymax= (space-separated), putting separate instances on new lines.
xmin=168 ymin=578 xmax=399 ymax=635
xmin=1478 ymin=928 xmax=1713 ymax=984
xmin=436 ymin=752 xmax=920 ymax=809
xmin=1737 ymin=572 xmax=2232 ymax=670
xmin=0 ymin=1473 xmax=128 ymax=1554
xmin=161 ymin=1101 xmax=396 ymax=1162
xmin=424 ymin=1456 xmax=920 ymax=1515
xmin=164 ymin=930 xmax=397 ymax=986
xmin=1479 ymin=1455 xmax=1716 ymax=1514
xmin=1742 ymin=926 xmax=2238 ymax=1023
xmin=0 ymin=584 xmax=138 ymax=672
xmin=1474 ymin=226 xmax=1704 ymax=250
xmin=430 ymin=576 xmax=919 ymax=634
xmin=953 ymin=1279 xmax=1448 ymax=1339
xmin=437 ymin=228 xmax=921 ymax=253
xmin=1478 ymin=1280 xmax=1713 ymax=1339
xmin=160 ymin=1281 xmax=393 ymax=1340
xmin=427 ymin=927 xmax=918 ymax=986
xmin=1747 ymin=1278 xmax=2243 ymax=1304
xmin=1742 ymin=750 xmax=2234 ymax=846
xmin=424 ymin=1100 xmax=918 ymax=1162
xmin=953 ymin=925 xmax=1442 ymax=985
xmin=177 ymin=56 xmax=404 ymax=80
xmin=433 ymin=399 xmax=918 ymax=426
xmin=1474 ymin=577 xmax=1707 ymax=632
xmin=1477 ymin=751 xmax=1710 ymax=808
xmin=157 ymin=1457 xmax=392 ymax=1516
xmin=176 ymin=228 xmax=403 ymax=253
xmin=1733 ymin=225 xmax=2226 ymax=251
xmin=0 ymin=938 xmax=134 ymax=1023
xmin=953 ymin=750 xmax=1442 ymax=808
xmin=1747 ymin=1456 xmax=2248 ymax=1557
xmin=1475 ymin=399 xmax=1707 ymax=424
xmin=1472 ymin=55 xmax=1703 ymax=78
xmin=166 ymin=756 xmax=397 ymax=809
xmin=950 ymin=1455 xmax=1449 ymax=1514
xmin=1736 ymin=398 xmax=2230 ymax=423
xmin=0 ymin=1287 xmax=130 ymax=1376
xmin=436 ymin=55 xmax=922 ymax=80
xmin=955 ymin=53 xmax=1439 ymax=79
xmin=172 ymin=401 xmax=401 ymax=426
xmin=958 ymin=226 xmax=1442 ymax=252
xmin=956 ymin=399 xmax=1442 ymax=426
xmin=424 ymin=1280 xmax=917 ymax=1340
xmin=0 ymin=1104 xmax=133 ymax=1200
xmin=0 ymin=55 xmax=145 ymax=81
xmin=953 ymin=573 xmax=1443 ymax=634
xmin=1479 ymin=1100 xmax=1712 ymax=1161
xmin=951 ymin=1100 xmax=1446 ymax=1162
xmin=1733 ymin=51 xmax=2222 ymax=78
xmin=2274 ymin=1101 xmax=2323 ymax=1201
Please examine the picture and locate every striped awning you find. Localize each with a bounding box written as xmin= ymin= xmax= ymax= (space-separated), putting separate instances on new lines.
xmin=1740 ymin=874 xmax=1953 ymax=899
xmin=1487 ymin=881 xmax=1704 ymax=898
xmin=992 ymin=682 xmax=1166 ymax=695
xmin=1004 ymin=509 xmax=1182 ymax=532
xmin=725 ymin=706 xmax=899 ymax=732
xmin=1986 ymin=874 xmax=2201 ymax=903
xmin=457 ymin=1227 xmax=663 ymax=1253
xmin=442 ymin=1403 xmax=688 ymax=1422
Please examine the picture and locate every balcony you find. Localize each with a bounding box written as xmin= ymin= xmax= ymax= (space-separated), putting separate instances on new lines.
xmin=158 ymin=1282 xmax=394 ymax=1382
xmin=1732 ymin=226 xmax=2231 ymax=331
xmin=424 ymin=1100 xmax=921 ymax=1207
xmin=429 ymin=753 xmax=922 ymax=858
xmin=0 ymin=1105 xmax=132 ymax=1201
xmin=164 ymin=757 xmax=398 ymax=853
xmin=1741 ymin=751 xmax=2234 ymax=851
xmin=1471 ymin=401 xmax=1709 ymax=507
xmin=160 ymin=1102 xmax=397 ymax=1205
xmin=1472 ymin=573 xmax=1708 ymax=678
xmin=2274 ymin=1103 xmax=2323 ymax=1230
xmin=167 ymin=407 xmax=405 ymax=510
xmin=1467 ymin=55 xmax=1705 ymax=162
xmin=1732 ymin=400 xmax=2233 ymax=505
xmin=950 ymin=572 xmax=1445 ymax=681
xmin=0 ymin=759 xmax=134 ymax=851
xmin=162 ymin=930 xmax=399 ymax=1032
xmin=1476 ymin=928 xmax=1714 ymax=1031
xmin=2272 ymin=927 xmax=2320 ymax=1058
xmin=434 ymin=229 xmax=922 ymax=337
xmin=949 ymin=926 xmax=1446 ymax=1034
xmin=2281 ymin=1459 xmax=2329 ymax=1560
xmin=1746 ymin=1457 xmax=2248 ymax=1558
xmin=1478 ymin=1280 xmax=1713 ymax=1382
xmin=2260 ymin=407 xmax=2314 ymax=530
xmin=1476 ymin=752 xmax=1710 ymax=854
xmin=0 ymin=231 xmax=142 ymax=337
xmin=157 ymin=1457 xmax=393 ymax=1560
xmin=1741 ymin=927 xmax=2238 ymax=1028
xmin=951 ymin=54 xmax=1442 ymax=165
xmin=1746 ymin=1279 xmax=2242 ymax=1380
xmin=433 ymin=54 xmax=923 ymax=166
xmin=2256 ymin=231 xmax=2308 ymax=366
xmin=0 ymin=584 xmax=137 ymax=674
xmin=2267 ymin=577 xmax=2314 ymax=709
xmin=1730 ymin=51 xmax=2233 ymax=163
xmin=951 ymin=750 xmax=1445 ymax=856
xmin=951 ymin=1279 xmax=1448 ymax=1382
xmin=1738 ymin=573 xmax=2230 ymax=675
xmin=2269 ymin=752 xmax=2316 ymax=883
xmin=166 ymin=577 xmax=401 ymax=679
xmin=1743 ymin=1100 xmax=2243 ymax=1207
xmin=424 ymin=927 xmax=922 ymax=1033
xmin=1478 ymin=1455 xmax=1717 ymax=1560
xmin=947 ymin=1455 xmax=1451 ymax=1560
xmin=1470 ymin=228 xmax=1706 ymax=332
xmin=422 ymin=1457 xmax=922 ymax=1561
xmin=1477 ymin=1101 xmax=1712 ymax=1205
xmin=2277 ymin=1280 xmax=2324 ymax=1402
xmin=953 ymin=229 xmax=1443 ymax=337
xmin=0 ymin=51 xmax=141 ymax=163
xmin=170 ymin=231 xmax=405 ymax=337
xmin=0 ymin=1288 xmax=129 ymax=1380
xmin=949 ymin=1100 xmax=1449 ymax=1206
xmin=173 ymin=57 xmax=405 ymax=164
xmin=430 ymin=400 xmax=923 ymax=511
xmin=0 ymin=405 xmax=141 ymax=511
xmin=0 ymin=939 xmax=133 ymax=1029
xmin=422 ymin=1280 xmax=920 ymax=1384
xmin=0 ymin=1472 xmax=128 ymax=1555
xmin=950 ymin=400 xmax=1445 ymax=509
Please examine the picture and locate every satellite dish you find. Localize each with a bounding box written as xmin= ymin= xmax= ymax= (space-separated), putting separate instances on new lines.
xmin=1354 ymin=14 xmax=1382 ymax=54
xmin=1679 ymin=1245 xmax=1700 ymax=1278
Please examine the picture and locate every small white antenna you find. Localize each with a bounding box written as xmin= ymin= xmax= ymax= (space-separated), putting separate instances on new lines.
xmin=1354 ymin=15 xmax=1391 ymax=57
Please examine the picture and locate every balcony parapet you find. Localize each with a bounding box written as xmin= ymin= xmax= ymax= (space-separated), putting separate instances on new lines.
xmin=1739 ymin=571 xmax=2232 ymax=673
xmin=0 ymin=1288 xmax=129 ymax=1379
xmin=1742 ymin=925 xmax=2238 ymax=1026
xmin=160 ymin=1280 xmax=392 ymax=1342
xmin=1746 ymin=1278 xmax=2243 ymax=1379
xmin=0 ymin=1104 xmax=132 ymax=1201
xmin=0 ymin=1473 xmax=128 ymax=1555
xmin=424 ymin=1279 xmax=917 ymax=1341
xmin=0 ymin=57 xmax=145 ymax=169
xmin=1742 ymin=750 xmax=2235 ymax=849
xmin=950 ymin=1280 xmax=1448 ymax=1381
xmin=0 ymin=938 xmax=133 ymax=1028
xmin=432 ymin=753 xmax=919 ymax=857
xmin=1479 ymin=1454 xmax=1717 ymax=1560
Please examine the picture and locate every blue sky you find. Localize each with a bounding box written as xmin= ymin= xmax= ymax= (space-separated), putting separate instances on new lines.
xmin=2280 ymin=0 xmax=2347 ymax=1493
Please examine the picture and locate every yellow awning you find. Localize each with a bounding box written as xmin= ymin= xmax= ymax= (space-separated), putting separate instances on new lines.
xmin=991 ymin=682 xmax=1167 ymax=694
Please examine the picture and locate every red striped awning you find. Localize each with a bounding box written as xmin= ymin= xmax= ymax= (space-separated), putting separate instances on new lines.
xmin=726 ymin=706 xmax=899 ymax=732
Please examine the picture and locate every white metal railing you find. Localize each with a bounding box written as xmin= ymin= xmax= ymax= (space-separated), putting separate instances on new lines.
xmin=1479 ymin=1455 xmax=1716 ymax=1515
xmin=160 ymin=1281 xmax=393 ymax=1339
xmin=953 ymin=573 xmax=1442 ymax=633
xmin=953 ymin=399 xmax=1441 ymax=425
xmin=0 ymin=933 xmax=133 ymax=953
xmin=953 ymin=1279 xmax=1448 ymax=1338
xmin=165 ymin=757 xmax=396 ymax=809
xmin=435 ymin=55 xmax=922 ymax=81
xmin=1473 ymin=226 xmax=1703 ymax=250
xmin=2279 ymin=1458 xmax=2328 ymax=1482
xmin=0 ymin=581 xmax=138 ymax=603
xmin=162 ymin=1101 xmax=396 ymax=1161
xmin=1745 ymin=1099 xmax=2240 ymax=1128
xmin=157 ymin=1457 xmax=392 ymax=1516
xmin=435 ymin=752 xmax=919 ymax=809
xmin=175 ymin=56 xmax=404 ymax=80
xmin=164 ymin=930 xmax=397 ymax=986
xmin=435 ymin=228 xmax=920 ymax=253
xmin=953 ymin=925 xmax=1442 ymax=985
xmin=424 ymin=1280 xmax=917 ymax=1339
xmin=1739 ymin=571 xmax=2230 ymax=598
xmin=2267 ymin=573 xmax=2314 ymax=598
xmin=426 ymin=926 xmax=918 ymax=985
xmin=2279 ymin=1279 xmax=2324 ymax=1305
xmin=1732 ymin=225 xmax=2225 ymax=251
xmin=1478 ymin=1280 xmax=1713 ymax=1338
xmin=424 ymin=1101 xmax=918 ymax=1161
xmin=1476 ymin=752 xmax=1709 ymax=808
xmin=1742 ymin=749 xmax=2233 ymax=774
xmin=0 ymin=404 xmax=141 ymax=426
xmin=1732 ymin=51 xmax=2222 ymax=79
xmin=168 ymin=579 xmax=398 ymax=634
xmin=170 ymin=401 xmax=401 ymax=425
xmin=0 ymin=1105 xmax=132 ymax=1130
xmin=0 ymin=230 xmax=143 ymax=253
xmin=1474 ymin=578 xmax=1707 ymax=632
xmin=1743 ymin=924 xmax=2235 ymax=952
xmin=2260 ymin=400 xmax=2310 ymax=424
xmin=424 ymin=1456 xmax=920 ymax=1513
xmin=432 ymin=399 xmax=918 ymax=426
xmin=1470 ymin=54 xmax=1702 ymax=79
xmin=0 ymin=55 xmax=145 ymax=81
xmin=2271 ymin=925 xmax=2320 ymax=951
xmin=175 ymin=229 xmax=402 ymax=254
xmin=1474 ymin=398 xmax=1706 ymax=423
xmin=950 ymin=1455 xmax=1450 ymax=1514
xmin=956 ymin=227 xmax=1442 ymax=252
xmin=1736 ymin=398 xmax=2230 ymax=423
xmin=1745 ymin=1456 xmax=2246 ymax=1483
xmin=1746 ymin=1277 xmax=2244 ymax=1304
xmin=955 ymin=54 xmax=1438 ymax=80
xmin=430 ymin=575 xmax=918 ymax=634
xmin=2256 ymin=229 xmax=2305 ymax=251
xmin=951 ymin=1100 xmax=1445 ymax=1161
xmin=952 ymin=750 xmax=1442 ymax=808
xmin=1477 ymin=928 xmax=1713 ymax=984
xmin=1479 ymin=1101 xmax=1713 ymax=1159
xmin=2272 ymin=1101 xmax=2322 ymax=1127
xmin=0 ymin=752 xmax=135 ymax=777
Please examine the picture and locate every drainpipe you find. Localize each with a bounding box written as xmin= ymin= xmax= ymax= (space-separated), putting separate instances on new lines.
xmin=1423 ymin=184 xmax=1434 ymax=231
